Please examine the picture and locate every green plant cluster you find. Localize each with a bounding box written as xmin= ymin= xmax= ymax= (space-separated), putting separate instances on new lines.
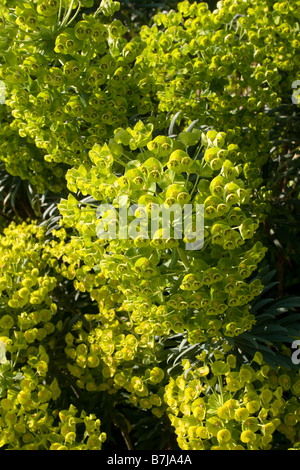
xmin=45 ymin=124 xmax=260 ymax=414
xmin=0 ymin=221 xmax=106 ymax=449
xmin=0 ymin=113 xmax=61 ymax=194
xmin=59 ymin=123 xmax=266 ymax=345
xmin=0 ymin=0 xmax=151 ymax=192
xmin=0 ymin=0 xmax=299 ymax=451
xmin=139 ymin=0 xmax=299 ymax=129
xmin=137 ymin=0 xmax=300 ymax=212
xmin=165 ymin=354 xmax=300 ymax=450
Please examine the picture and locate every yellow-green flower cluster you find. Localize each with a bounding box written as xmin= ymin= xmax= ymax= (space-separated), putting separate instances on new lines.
xmin=0 ymin=221 xmax=107 ymax=449
xmin=50 ymin=121 xmax=269 ymax=414
xmin=0 ymin=0 xmax=150 ymax=191
xmin=164 ymin=355 xmax=300 ymax=450
xmin=58 ymin=121 xmax=266 ymax=345
xmin=0 ymin=364 xmax=106 ymax=450
xmin=139 ymin=0 xmax=299 ymax=134
xmin=0 ymin=0 xmax=299 ymax=451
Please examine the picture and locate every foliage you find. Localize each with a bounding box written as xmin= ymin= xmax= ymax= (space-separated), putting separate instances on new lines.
xmin=0 ymin=221 xmax=107 ymax=449
xmin=0 ymin=0 xmax=299 ymax=451
xmin=258 ymin=98 xmax=300 ymax=296
xmin=0 ymin=0 xmax=150 ymax=191
xmin=165 ymin=355 xmax=300 ymax=450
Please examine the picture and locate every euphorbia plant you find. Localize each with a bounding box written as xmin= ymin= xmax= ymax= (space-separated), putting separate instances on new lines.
xmin=0 ymin=0 xmax=299 ymax=452
xmin=164 ymin=354 xmax=300 ymax=450
xmin=53 ymin=117 xmax=300 ymax=449
xmin=55 ymin=120 xmax=267 ymax=406
xmin=0 ymin=0 xmax=152 ymax=191
xmin=0 ymin=220 xmax=107 ymax=449
xmin=137 ymin=0 xmax=300 ymax=184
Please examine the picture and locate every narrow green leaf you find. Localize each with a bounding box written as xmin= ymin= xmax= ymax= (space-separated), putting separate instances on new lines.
xmin=168 ymin=111 xmax=181 ymax=137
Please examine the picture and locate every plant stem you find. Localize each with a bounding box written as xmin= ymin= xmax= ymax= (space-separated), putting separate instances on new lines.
xmin=177 ymin=247 xmax=189 ymax=270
